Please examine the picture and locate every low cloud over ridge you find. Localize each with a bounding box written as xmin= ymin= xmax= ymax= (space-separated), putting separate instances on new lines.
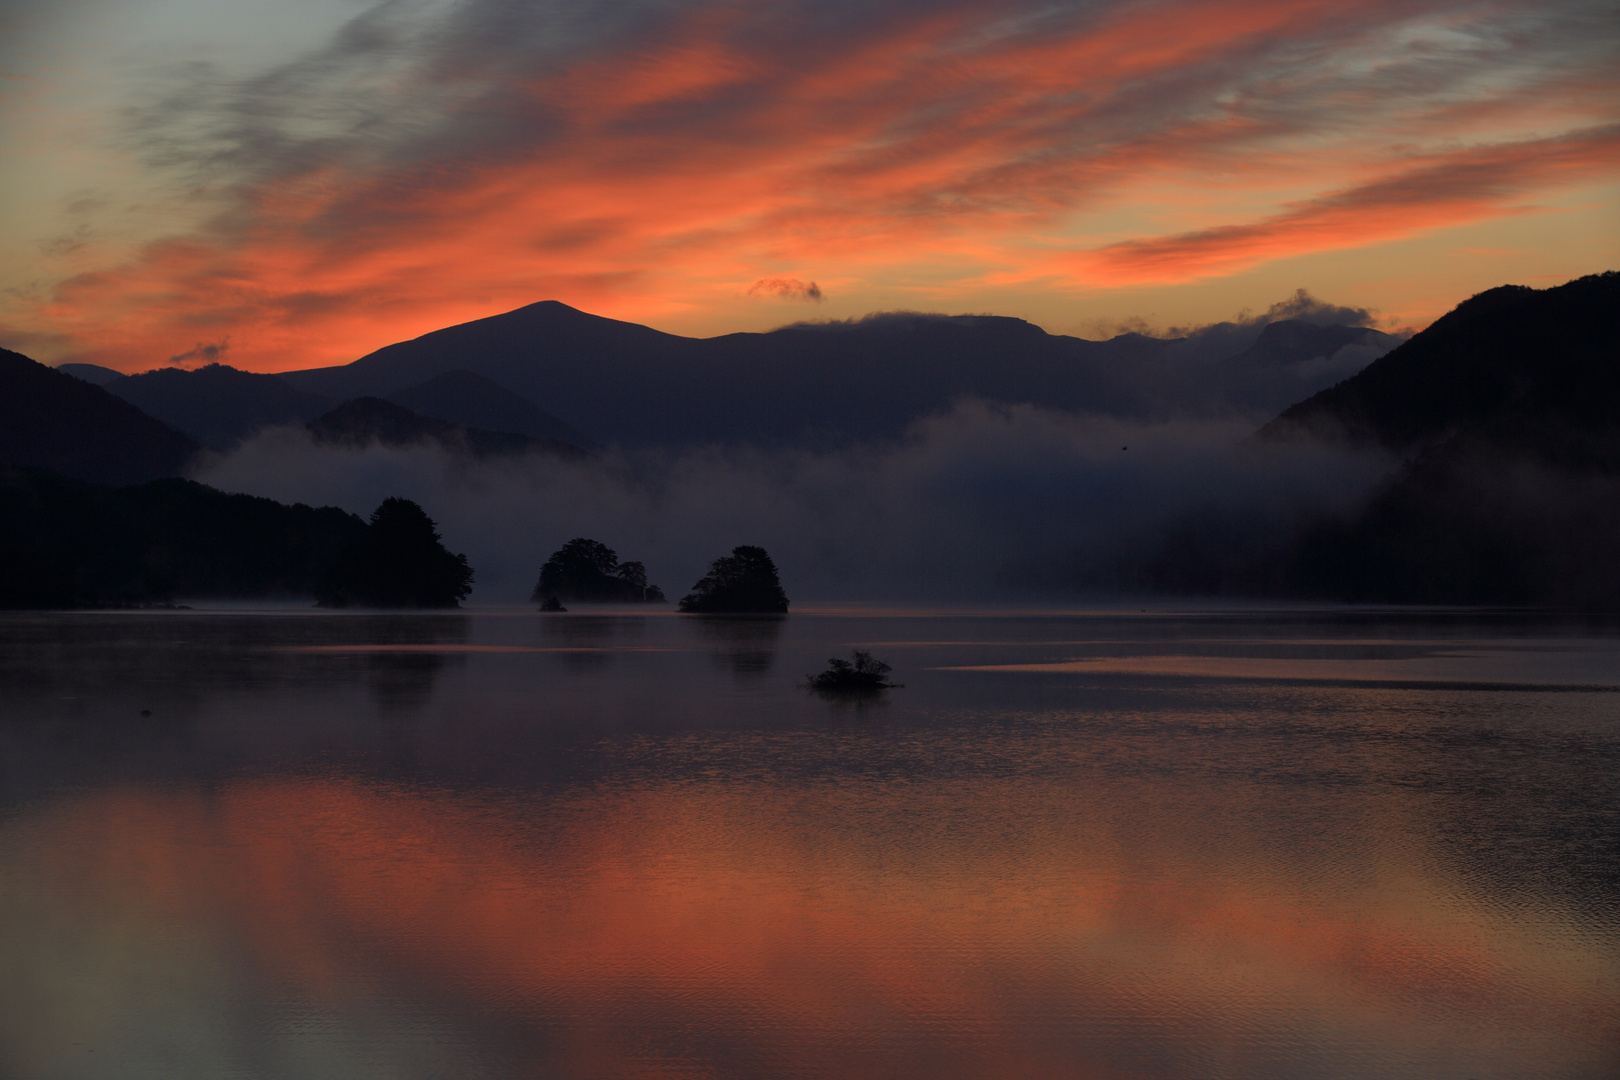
xmin=193 ymin=401 xmax=1390 ymax=603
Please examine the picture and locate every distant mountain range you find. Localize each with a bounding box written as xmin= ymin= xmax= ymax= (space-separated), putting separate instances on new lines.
xmin=275 ymin=302 xmax=1399 ymax=447
xmin=7 ymin=273 xmax=1615 ymax=607
xmin=70 ymin=362 xmax=335 ymax=450
xmin=44 ymin=301 xmax=1395 ymax=459
xmin=59 ymin=362 xmax=594 ymax=452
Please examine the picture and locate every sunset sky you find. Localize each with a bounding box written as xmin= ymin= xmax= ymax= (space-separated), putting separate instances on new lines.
xmin=2 ymin=0 xmax=1616 ymax=372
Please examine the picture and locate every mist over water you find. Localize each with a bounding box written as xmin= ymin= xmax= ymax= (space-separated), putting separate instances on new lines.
xmin=192 ymin=401 xmax=1391 ymax=602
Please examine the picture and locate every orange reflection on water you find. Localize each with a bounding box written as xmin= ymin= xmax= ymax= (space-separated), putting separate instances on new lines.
xmin=4 ymin=776 xmax=1616 ymax=1078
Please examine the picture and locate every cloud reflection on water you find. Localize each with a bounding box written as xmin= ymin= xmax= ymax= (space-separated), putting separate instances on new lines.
xmin=4 ymin=770 xmax=1615 ymax=1079
xmin=0 ymin=610 xmax=1616 ymax=1078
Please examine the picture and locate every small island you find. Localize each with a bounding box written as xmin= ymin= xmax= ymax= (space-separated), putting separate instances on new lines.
xmin=678 ymin=546 xmax=790 ymax=613
xmin=531 ymin=537 xmax=666 ymax=606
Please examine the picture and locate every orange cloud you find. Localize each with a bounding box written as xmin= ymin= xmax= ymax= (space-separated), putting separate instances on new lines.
xmin=1070 ymin=125 xmax=1620 ymax=284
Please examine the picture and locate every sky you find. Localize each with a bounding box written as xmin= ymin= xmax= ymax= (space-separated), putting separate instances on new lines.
xmin=1 ymin=0 xmax=1616 ymax=373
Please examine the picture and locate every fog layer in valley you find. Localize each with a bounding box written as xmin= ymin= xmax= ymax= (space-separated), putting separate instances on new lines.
xmin=194 ymin=402 xmax=1390 ymax=602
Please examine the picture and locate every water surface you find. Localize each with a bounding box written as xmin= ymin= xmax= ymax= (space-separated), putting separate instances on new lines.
xmin=2 ymin=607 xmax=1617 ymax=1079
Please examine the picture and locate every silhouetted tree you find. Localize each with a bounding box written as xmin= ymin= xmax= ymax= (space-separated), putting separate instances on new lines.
xmin=531 ymin=537 xmax=666 ymax=604
xmin=678 ymin=545 xmax=789 ymax=613
xmin=316 ymin=497 xmax=473 ymax=608
xmin=1 ymin=464 xmax=367 ymax=608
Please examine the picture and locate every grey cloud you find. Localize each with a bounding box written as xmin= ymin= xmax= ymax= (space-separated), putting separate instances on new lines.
xmin=748 ymin=278 xmax=823 ymax=302
xmin=166 ymin=338 xmax=231 ymax=367
xmin=1261 ymin=289 xmax=1376 ymax=328
xmin=1080 ymin=290 xmax=1394 ymax=368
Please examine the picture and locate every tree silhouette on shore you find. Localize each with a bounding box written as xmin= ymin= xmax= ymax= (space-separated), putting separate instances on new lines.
xmin=678 ymin=546 xmax=789 ymax=613
xmin=316 ymin=497 xmax=473 ymax=608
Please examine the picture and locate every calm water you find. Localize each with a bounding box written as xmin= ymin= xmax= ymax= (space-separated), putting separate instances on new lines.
xmin=2 ymin=607 xmax=1617 ymax=1079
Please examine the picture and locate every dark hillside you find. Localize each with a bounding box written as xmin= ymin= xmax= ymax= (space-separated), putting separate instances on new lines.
xmin=1262 ymin=272 xmax=1620 ymax=607
xmin=1260 ymin=272 xmax=1619 ymax=453
xmin=0 ymin=348 xmax=198 ymax=484
xmin=0 ymin=465 xmax=366 ymax=608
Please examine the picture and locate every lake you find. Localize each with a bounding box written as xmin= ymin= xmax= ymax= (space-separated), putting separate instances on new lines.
xmin=2 ymin=607 xmax=1617 ymax=1079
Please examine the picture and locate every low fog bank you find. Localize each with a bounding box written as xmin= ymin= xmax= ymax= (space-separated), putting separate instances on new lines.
xmin=192 ymin=402 xmax=1392 ymax=603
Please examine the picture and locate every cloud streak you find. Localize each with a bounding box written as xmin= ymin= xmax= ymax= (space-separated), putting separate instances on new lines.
xmin=1076 ymin=125 xmax=1620 ymax=283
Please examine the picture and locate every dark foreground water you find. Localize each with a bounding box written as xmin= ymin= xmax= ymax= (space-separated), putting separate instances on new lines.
xmin=2 ymin=607 xmax=1617 ymax=1080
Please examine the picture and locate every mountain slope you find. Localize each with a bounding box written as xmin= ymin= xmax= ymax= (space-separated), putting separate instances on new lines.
xmin=0 ymin=348 xmax=199 ymax=484
xmin=384 ymin=370 xmax=596 ymax=449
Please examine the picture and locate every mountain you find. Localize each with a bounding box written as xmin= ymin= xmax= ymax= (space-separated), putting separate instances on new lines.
xmin=92 ymin=363 xmax=334 ymax=449
xmin=278 ymin=301 xmax=1397 ymax=448
xmin=1266 ymin=272 xmax=1620 ymax=607
xmin=307 ymin=397 xmax=591 ymax=460
xmin=384 ymin=370 xmax=596 ymax=449
xmin=0 ymin=464 xmax=366 ymax=608
xmin=0 ymin=348 xmax=199 ymax=484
